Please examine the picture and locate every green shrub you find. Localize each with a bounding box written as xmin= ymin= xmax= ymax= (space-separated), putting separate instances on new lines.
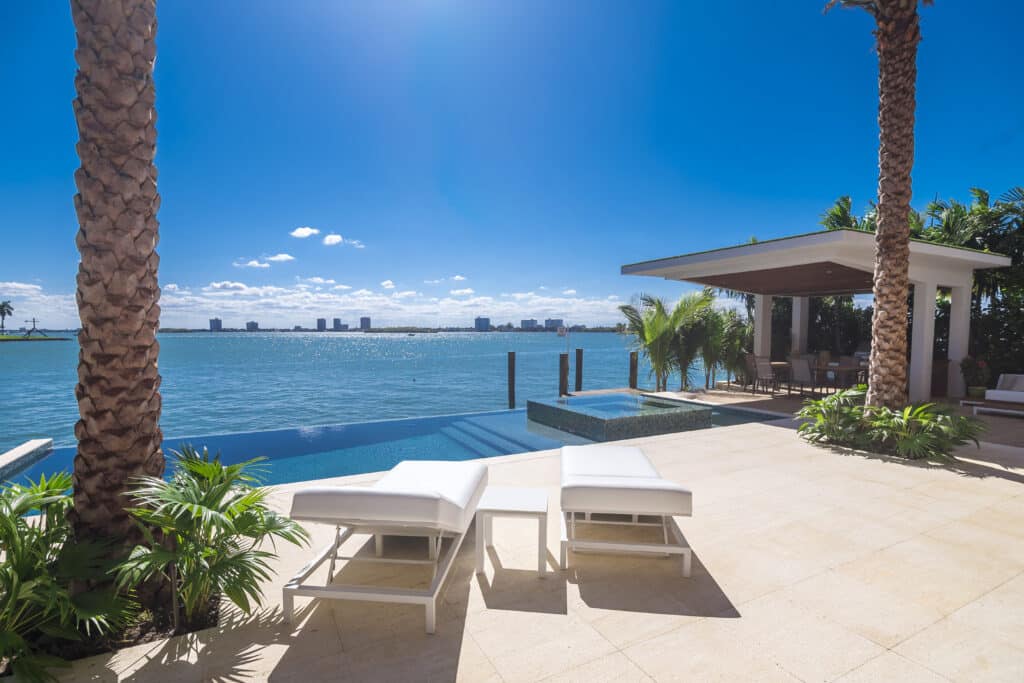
xmin=797 ymin=388 xmax=985 ymax=460
xmin=116 ymin=446 xmax=309 ymax=632
xmin=0 ymin=473 xmax=133 ymax=683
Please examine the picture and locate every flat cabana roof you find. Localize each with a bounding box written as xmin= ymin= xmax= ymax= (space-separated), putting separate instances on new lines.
xmin=621 ymin=228 xmax=1011 ymax=296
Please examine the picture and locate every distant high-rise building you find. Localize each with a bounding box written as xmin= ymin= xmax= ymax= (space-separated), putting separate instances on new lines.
xmin=521 ymin=319 xmax=538 ymax=331
xmin=332 ymin=318 xmax=348 ymax=331
xmin=544 ymin=318 xmax=564 ymax=330
xmin=474 ymin=316 xmax=491 ymax=332
xmin=360 ymin=316 xmax=371 ymax=331
xmin=316 ymin=318 xmax=327 ymax=332
xmin=245 ymin=321 xmax=259 ymax=331
xmin=209 ymin=318 xmax=222 ymax=332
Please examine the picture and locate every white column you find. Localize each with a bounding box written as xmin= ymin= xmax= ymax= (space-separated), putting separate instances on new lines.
xmin=947 ymin=285 xmax=971 ymax=398
xmin=791 ymin=296 xmax=809 ymax=356
xmin=753 ymin=294 xmax=772 ymax=358
xmin=908 ymin=282 xmax=937 ymax=403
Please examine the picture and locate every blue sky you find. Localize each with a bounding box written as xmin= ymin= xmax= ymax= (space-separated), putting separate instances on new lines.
xmin=1 ymin=1 xmax=1021 ymax=328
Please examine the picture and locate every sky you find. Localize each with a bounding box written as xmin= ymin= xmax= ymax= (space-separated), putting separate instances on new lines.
xmin=1 ymin=1 xmax=1021 ymax=329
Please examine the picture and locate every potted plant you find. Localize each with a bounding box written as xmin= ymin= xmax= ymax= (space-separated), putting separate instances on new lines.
xmin=960 ymin=357 xmax=991 ymax=399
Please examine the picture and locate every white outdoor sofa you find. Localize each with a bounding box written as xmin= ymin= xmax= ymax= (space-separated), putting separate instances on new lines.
xmin=974 ymin=374 xmax=1024 ymax=418
xmin=283 ymin=460 xmax=488 ymax=633
xmin=559 ymin=445 xmax=693 ymax=576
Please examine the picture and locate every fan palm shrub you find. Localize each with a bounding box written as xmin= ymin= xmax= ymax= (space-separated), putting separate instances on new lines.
xmin=116 ymin=447 xmax=309 ymax=632
xmin=0 ymin=473 xmax=133 ymax=683
xmin=797 ymin=388 xmax=984 ymax=460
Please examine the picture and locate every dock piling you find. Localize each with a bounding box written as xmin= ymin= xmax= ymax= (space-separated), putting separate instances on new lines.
xmin=559 ymin=353 xmax=569 ymax=397
xmin=629 ymin=351 xmax=638 ymax=389
xmin=575 ymin=348 xmax=583 ymax=392
xmin=507 ymin=351 xmax=516 ymax=408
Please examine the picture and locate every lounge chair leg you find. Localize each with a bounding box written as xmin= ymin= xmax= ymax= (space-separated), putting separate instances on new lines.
xmin=282 ymin=591 xmax=294 ymax=624
xmin=560 ymin=513 xmax=569 ymax=570
xmin=682 ymin=548 xmax=692 ymax=578
xmin=425 ymin=600 xmax=436 ymax=634
xmin=538 ymin=512 xmax=547 ymax=576
xmin=475 ymin=515 xmax=485 ymax=574
xmin=485 ymin=515 xmax=493 ymax=547
xmin=327 ymin=526 xmax=341 ymax=581
xmin=374 ymin=533 xmax=383 ymax=557
xmin=662 ymin=516 xmax=670 ymax=557
xmin=429 ymin=534 xmax=439 ymax=560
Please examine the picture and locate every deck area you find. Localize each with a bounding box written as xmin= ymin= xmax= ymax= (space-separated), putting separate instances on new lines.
xmin=62 ymin=419 xmax=1024 ymax=682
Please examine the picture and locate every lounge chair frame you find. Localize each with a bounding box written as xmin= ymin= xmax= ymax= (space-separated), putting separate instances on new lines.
xmin=282 ymin=523 xmax=467 ymax=634
xmin=559 ymin=510 xmax=692 ymax=577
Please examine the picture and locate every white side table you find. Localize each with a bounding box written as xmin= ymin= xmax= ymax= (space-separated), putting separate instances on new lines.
xmin=475 ymin=486 xmax=549 ymax=577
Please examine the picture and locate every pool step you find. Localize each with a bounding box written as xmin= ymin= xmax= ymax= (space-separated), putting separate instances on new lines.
xmin=439 ymin=425 xmax=504 ymax=456
xmin=451 ymin=419 xmax=536 ymax=455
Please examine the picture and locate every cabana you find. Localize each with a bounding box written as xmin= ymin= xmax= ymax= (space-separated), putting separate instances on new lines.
xmin=621 ymin=229 xmax=1011 ymax=401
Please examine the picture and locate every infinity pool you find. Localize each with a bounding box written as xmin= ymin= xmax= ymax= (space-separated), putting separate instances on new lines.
xmin=9 ymin=395 xmax=784 ymax=487
xmin=11 ymin=409 xmax=591 ymax=486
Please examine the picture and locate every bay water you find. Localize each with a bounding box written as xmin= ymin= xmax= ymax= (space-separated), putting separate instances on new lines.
xmin=0 ymin=331 xmax=675 ymax=452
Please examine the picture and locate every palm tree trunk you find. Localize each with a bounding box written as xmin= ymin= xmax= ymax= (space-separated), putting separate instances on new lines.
xmin=864 ymin=1 xmax=923 ymax=409
xmin=69 ymin=0 xmax=164 ymax=544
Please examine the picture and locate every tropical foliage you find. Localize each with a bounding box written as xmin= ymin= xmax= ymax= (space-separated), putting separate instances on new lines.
xmin=0 ymin=474 xmax=133 ymax=683
xmin=797 ymin=388 xmax=984 ymax=460
xmin=620 ymin=291 xmax=751 ymax=391
xmin=116 ymin=447 xmax=309 ymax=632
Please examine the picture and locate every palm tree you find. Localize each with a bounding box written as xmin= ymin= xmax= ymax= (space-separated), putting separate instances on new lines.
xmin=827 ymin=0 xmax=932 ymax=409
xmin=671 ymin=292 xmax=713 ymax=391
xmin=0 ymin=301 xmax=12 ymax=332
xmin=69 ymin=0 xmax=164 ymax=546
xmin=619 ymin=292 xmax=711 ymax=391
xmin=698 ymin=307 xmax=724 ymax=389
xmin=717 ymin=309 xmax=751 ymax=387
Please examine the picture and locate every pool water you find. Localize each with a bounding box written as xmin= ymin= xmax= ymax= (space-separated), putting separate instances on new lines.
xmin=542 ymin=393 xmax=783 ymax=426
xmin=10 ymin=395 xmax=784 ymax=487
xmin=12 ymin=409 xmax=592 ymax=487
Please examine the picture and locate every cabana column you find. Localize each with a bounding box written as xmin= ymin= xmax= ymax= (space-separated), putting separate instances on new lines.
xmin=753 ymin=295 xmax=772 ymax=357
xmin=947 ymin=285 xmax=971 ymax=398
xmin=791 ymin=296 xmax=809 ymax=355
xmin=909 ymin=281 xmax=937 ymax=402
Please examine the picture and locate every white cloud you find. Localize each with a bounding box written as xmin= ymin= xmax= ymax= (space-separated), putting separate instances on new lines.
xmin=351 ymin=288 xmax=374 ymax=297
xmin=606 ymin=295 xmax=619 ymax=301
xmin=234 ymin=259 xmax=270 ymax=269
xmin=332 ymin=284 xmax=352 ymax=290
xmin=452 ymin=275 xmax=467 ymax=281
xmin=380 ymin=280 xmax=395 ymax=289
xmin=347 ymin=239 xmax=365 ymax=249
xmin=392 ymin=290 xmax=418 ymax=299
xmin=562 ymin=289 xmax=577 ymax=296
xmin=305 ymin=276 xmax=336 ymax=285
xmin=423 ymin=278 xmax=443 ymax=285
xmin=266 ymin=253 xmax=295 ymax=262
xmin=164 ymin=283 xmax=181 ymax=292
xmin=206 ymin=281 xmax=249 ymax=291
xmin=322 ymin=233 xmax=343 ymax=246
xmin=290 ymin=227 xmax=320 ymax=239
xmin=450 ymin=288 xmax=475 ymax=296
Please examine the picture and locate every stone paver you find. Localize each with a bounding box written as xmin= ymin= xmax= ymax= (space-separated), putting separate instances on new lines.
xmin=58 ymin=422 xmax=1024 ymax=682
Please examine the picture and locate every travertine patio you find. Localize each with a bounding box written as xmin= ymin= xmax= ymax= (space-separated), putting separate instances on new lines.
xmin=61 ymin=421 xmax=1024 ymax=682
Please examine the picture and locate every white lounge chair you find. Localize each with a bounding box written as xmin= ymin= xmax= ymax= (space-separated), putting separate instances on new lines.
xmin=283 ymin=460 xmax=488 ymax=633
xmin=559 ymin=445 xmax=693 ymax=576
xmin=974 ymin=373 xmax=1024 ymax=418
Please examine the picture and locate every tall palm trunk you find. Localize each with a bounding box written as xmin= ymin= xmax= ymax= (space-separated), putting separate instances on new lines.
xmin=832 ymin=0 xmax=929 ymax=408
xmin=70 ymin=0 xmax=164 ymax=544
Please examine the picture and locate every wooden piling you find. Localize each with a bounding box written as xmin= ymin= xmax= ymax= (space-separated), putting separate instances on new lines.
xmin=575 ymin=348 xmax=583 ymax=392
xmin=559 ymin=353 xmax=569 ymax=397
xmin=629 ymin=351 xmax=638 ymax=389
xmin=507 ymin=351 xmax=516 ymax=409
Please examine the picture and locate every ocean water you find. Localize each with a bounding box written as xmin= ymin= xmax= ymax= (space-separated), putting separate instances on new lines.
xmin=0 ymin=331 xmax=669 ymax=452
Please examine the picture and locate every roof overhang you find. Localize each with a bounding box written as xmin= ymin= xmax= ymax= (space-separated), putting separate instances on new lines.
xmin=621 ymin=229 xmax=1012 ymax=296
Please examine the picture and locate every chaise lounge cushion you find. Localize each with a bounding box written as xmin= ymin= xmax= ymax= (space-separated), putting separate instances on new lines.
xmin=985 ymin=389 xmax=1024 ymax=404
xmin=289 ymin=460 xmax=488 ymax=533
xmin=560 ymin=445 xmax=692 ymax=517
